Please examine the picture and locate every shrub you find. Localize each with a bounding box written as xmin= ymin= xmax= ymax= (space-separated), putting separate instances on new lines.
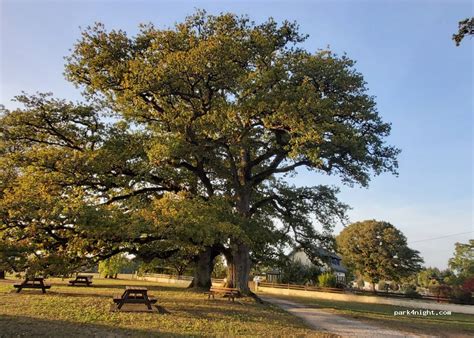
xmin=462 ymin=277 xmax=474 ymax=292
xmin=318 ymin=272 xmax=337 ymax=288
xmin=451 ymin=287 xmax=473 ymax=305
xmin=389 ymin=283 xmax=399 ymax=291
xmin=401 ymin=283 xmax=415 ymax=292
xmin=402 ymin=284 xmax=421 ymax=298
xmin=377 ymin=280 xmax=388 ymax=291
xmin=356 ymin=278 xmax=365 ymax=289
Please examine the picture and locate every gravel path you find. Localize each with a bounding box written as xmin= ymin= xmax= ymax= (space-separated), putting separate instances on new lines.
xmin=260 ymin=295 xmax=428 ymax=337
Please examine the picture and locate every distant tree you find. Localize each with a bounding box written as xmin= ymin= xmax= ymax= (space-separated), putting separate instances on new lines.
xmin=448 ymin=240 xmax=474 ymax=282
xmin=416 ymin=267 xmax=442 ymax=288
xmin=211 ymin=255 xmax=227 ymax=278
xmin=98 ymin=253 xmax=130 ymax=278
xmin=453 ymin=17 xmax=474 ymax=46
xmin=336 ymin=220 xmax=423 ymax=292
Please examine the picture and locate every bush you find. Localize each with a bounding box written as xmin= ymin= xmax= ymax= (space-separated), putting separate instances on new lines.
xmin=462 ymin=277 xmax=474 ymax=292
xmin=401 ymin=283 xmax=415 ymax=292
xmin=389 ymin=283 xmax=399 ymax=291
xmin=318 ymin=272 xmax=337 ymax=288
xmin=404 ymin=289 xmax=422 ymax=299
xmin=356 ymin=278 xmax=365 ymax=289
xmin=402 ymin=284 xmax=421 ymax=298
xmin=377 ymin=280 xmax=388 ymax=292
xmin=451 ymin=287 xmax=473 ymax=305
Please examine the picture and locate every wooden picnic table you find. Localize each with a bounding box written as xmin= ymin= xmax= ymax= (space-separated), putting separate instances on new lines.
xmin=13 ymin=277 xmax=51 ymax=293
xmin=113 ymin=286 xmax=157 ymax=310
xmin=204 ymin=286 xmax=241 ymax=302
xmin=69 ymin=275 xmax=93 ymax=286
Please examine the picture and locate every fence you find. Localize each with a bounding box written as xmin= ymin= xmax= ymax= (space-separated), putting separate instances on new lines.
xmin=257 ymin=281 xmax=454 ymax=303
xmin=258 ymin=281 xmax=344 ymax=294
xmin=140 ymin=273 xmax=194 ymax=281
xmin=135 ymin=273 xmax=193 ymax=286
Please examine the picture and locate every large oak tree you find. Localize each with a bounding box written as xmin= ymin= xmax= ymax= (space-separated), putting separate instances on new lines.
xmin=1 ymin=11 xmax=399 ymax=293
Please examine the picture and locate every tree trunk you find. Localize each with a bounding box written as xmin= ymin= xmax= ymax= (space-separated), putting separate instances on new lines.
xmin=188 ymin=246 xmax=215 ymax=290
xmin=0 ymin=270 xmax=5 ymax=279
xmin=232 ymin=241 xmax=251 ymax=293
xmin=224 ymin=250 xmax=234 ymax=287
xmin=225 ymin=189 xmax=253 ymax=294
xmin=224 ymin=240 xmax=251 ymax=294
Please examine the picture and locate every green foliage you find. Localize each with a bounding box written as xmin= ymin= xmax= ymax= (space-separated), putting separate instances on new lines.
xmin=280 ymin=260 xmax=320 ymax=285
xmin=318 ymin=272 xmax=337 ymax=287
xmin=137 ymin=245 xmax=199 ymax=276
xmin=451 ymin=286 xmax=473 ymax=305
xmin=416 ymin=267 xmax=442 ymax=288
xmin=1 ymin=11 xmax=400 ymax=288
xmin=336 ymin=220 xmax=423 ymax=286
xmin=212 ymin=255 xmax=227 ymax=278
xmin=401 ymin=284 xmax=421 ymax=299
xmin=0 ymin=239 xmax=28 ymax=273
xmin=64 ymin=10 xmax=398 ymax=246
xmin=98 ymin=254 xmax=130 ymax=278
xmin=448 ymin=240 xmax=474 ymax=280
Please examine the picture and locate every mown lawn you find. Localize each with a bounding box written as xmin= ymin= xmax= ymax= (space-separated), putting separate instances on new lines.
xmin=260 ymin=293 xmax=474 ymax=337
xmin=0 ymin=278 xmax=328 ymax=337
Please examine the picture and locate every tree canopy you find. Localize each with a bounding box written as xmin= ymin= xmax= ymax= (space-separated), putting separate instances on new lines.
xmin=336 ymin=220 xmax=423 ymax=291
xmin=448 ymin=240 xmax=474 ymax=280
xmin=0 ymin=11 xmax=400 ymax=292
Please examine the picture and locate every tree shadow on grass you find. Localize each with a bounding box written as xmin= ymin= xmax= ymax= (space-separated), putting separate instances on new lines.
xmin=169 ymin=299 xmax=308 ymax=329
xmin=0 ymin=314 xmax=187 ymax=337
xmin=68 ymin=283 xmax=187 ymax=293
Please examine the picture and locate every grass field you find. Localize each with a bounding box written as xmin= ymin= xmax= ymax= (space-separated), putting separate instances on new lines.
xmin=261 ymin=293 xmax=474 ymax=337
xmin=0 ymin=278 xmax=329 ymax=337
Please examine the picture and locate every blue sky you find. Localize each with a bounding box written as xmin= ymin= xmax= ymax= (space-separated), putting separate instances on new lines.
xmin=1 ymin=0 xmax=472 ymax=269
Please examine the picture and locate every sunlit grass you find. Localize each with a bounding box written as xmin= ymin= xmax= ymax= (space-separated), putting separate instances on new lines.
xmin=0 ymin=278 xmax=327 ymax=337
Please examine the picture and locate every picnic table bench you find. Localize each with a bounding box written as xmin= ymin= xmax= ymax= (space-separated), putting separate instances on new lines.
xmin=204 ymin=286 xmax=241 ymax=302
xmin=69 ymin=275 xmax=93 ymax=286
xmin=13 ymin=277 xmax=51 ymax=293
xmin=113 ymin=286 xmax=157 ymax=310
